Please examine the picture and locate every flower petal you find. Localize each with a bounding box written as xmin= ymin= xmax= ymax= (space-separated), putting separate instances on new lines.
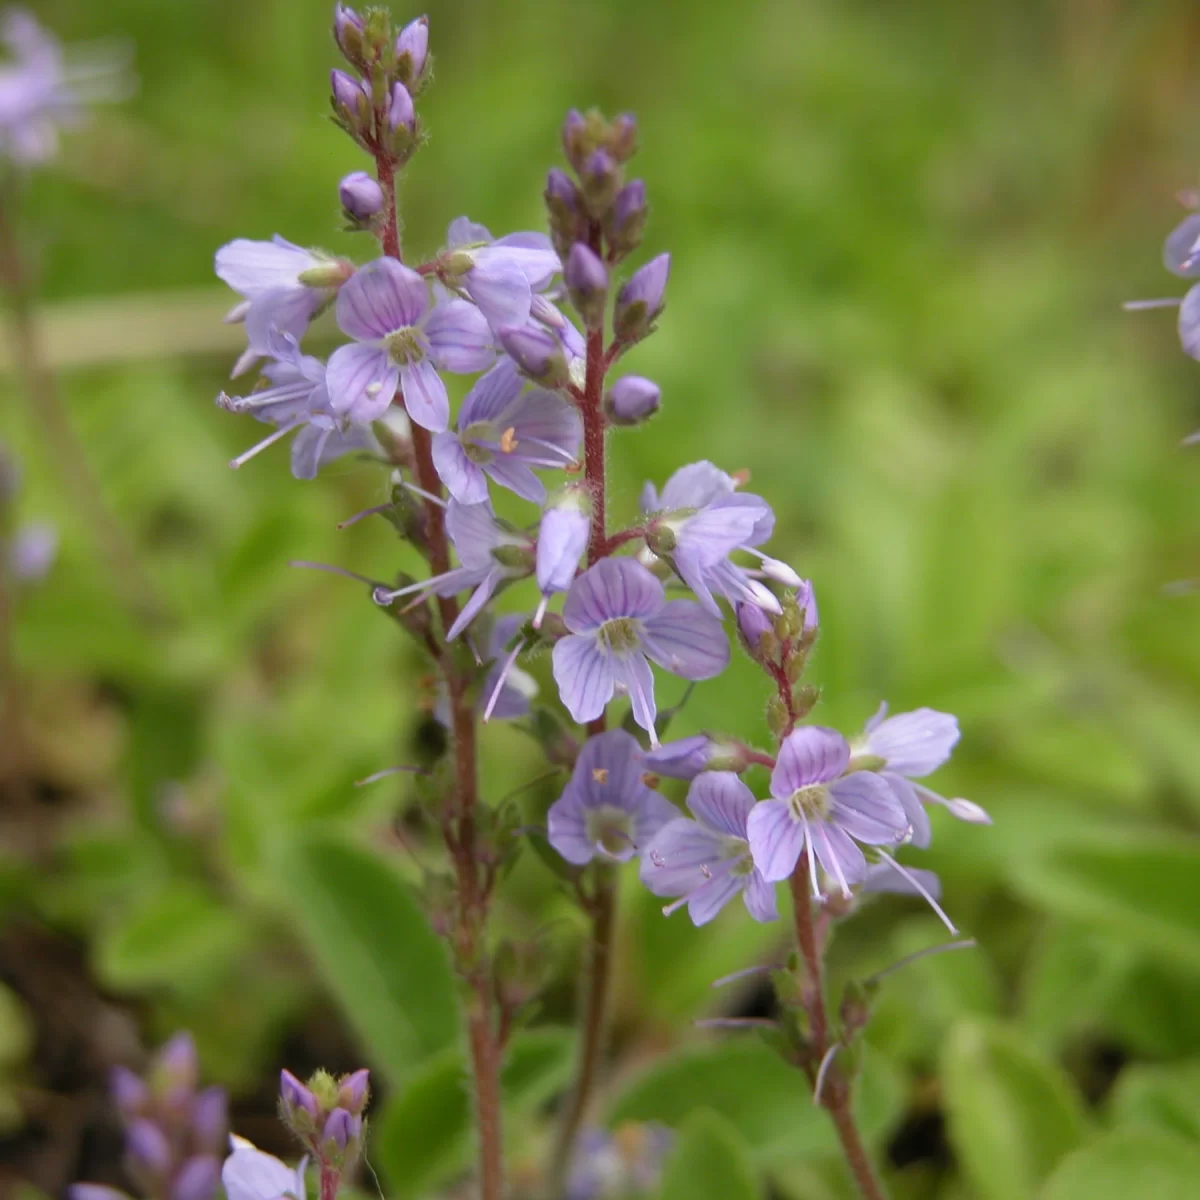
xmin=432 ymin=433 xmax=490 ymax=504
xmin=829 ymin=771 xmax=909 ymax=845
xmin=221 ymin=1145 xmax=298 ymax=1200
xmin=244 ymin=286 xmax=321 ymax=355
xmin=424 ymin=298 xmax=497 ymax=373
xmin=326 ymin=342 xmax=398 ymax=421
xmin=862 ymin=860 xmax=942 ymax=899
xmin=445 ymin=500 xmax=500 ymax=569
xmin=688 ymin=872 xmax=744 ymax=926
xmin=483 ymin=456 xmax=545 ymax=503
xmin=883 ymin=771 xmax=931 ymax=850
xmin=864 ymin=707 xmax=959 ymax=777
xmin=611 ymin=650 xmax=657 ymax=735
xmin=466 ymin=257 xmax=532 ymax=331
xmin=639 ymin=818 xmax=725 ymax=896
xmin=552 ymin=635 xmax=615 ymax=723
xmin=770 ymin=726 xmax=850 ymax=798
xmin=562 ymin=558 xmax=664 ymax=634
xmin=492 ymin=232 xmax=560 ymax=288
xmin=399 ymin=359 xmax=449 ymax=432
xmin=641 ymin=600 xmax=730 ymax=680
xmin=686 ymin=772 xmax=755 ymax=838
xmin=459 ymin=357 xmax=523 ymax=427
xmin=215 ymin=236 xmax=313 ymax=296
xmin=632 ymin=787 xmax=685 ymax=851
xmin=337 ymin=257 xmax=427 ymax=340
xmin=446 ymin=567 xmax=501 ymax=640
xmin=446 ymin=216 xmax=492 ymax=248
xmin=656 ymin=461 xmax=735 ymax=511
xmin=547 ymin=789 xmax=596 ymax=865
xmin=504 ymin=388 xmax=582 ymax=459
xmin=746 ymin=799 xmax=805 ymax=883
xmin=742 ymin=871 xmax=778 ymax=922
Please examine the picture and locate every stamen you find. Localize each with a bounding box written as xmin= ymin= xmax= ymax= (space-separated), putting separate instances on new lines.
xmin=816 ymin=824 xmax=852 ymax=899
xmin=1122 ymin=298 xmax=1182 ymax=310
xmin=499 ymin=426 xmax=519 ymax=453
xmin=532 ymin=593 xmax=550 ymax=629
xmin=229 ymin=421 xmax=301 ymax=468
xmin=338 ymin=503 xmax=391 ymax=530
xmin=482 ymin=642 xmax=523 ymax=723
xmin=876 ymin=852 xmax=958 ymax=935
xmin=288 ymin=560 xmax=377 ymax=586
xmin=693 ymin=1017 xmax=779 ymax=1031
xmin=625 ymin=666 xmax=660 ymax=749
xmin=355 ymin=765 xmax=428 ymax=787
xmin=802 ymin=821 xmax=820 ymax=898
xmin=592 ymin=768 xmax=609 ymax=783
xmin=813 ymin=1044 xmax=839 ymax=1105
xmin=400 ymin=480 xmax=448 ymax=507
xmin=711 ymin=963 xmax=777 ymax=990
xmin=866 ymin=937 xmax=977 ymax=986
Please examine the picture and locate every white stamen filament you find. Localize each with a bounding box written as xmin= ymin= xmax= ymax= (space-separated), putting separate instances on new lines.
xmin=817 ymin=823 xmax=852 ymax=899
xmin=876 ymin=851 xmax=957 ymax=935
xmin=711 ymin=963 xmax=777 ymax=990
xmin=532 ymin=593 xmax=550 ymax=629
xmin=288 ymin=560 xmax=376 ymax=586
xmin=813 ymin=1044 xmax=839 ymax=1105
xmin=1122 ymin=298 xmax=1182 ymax=310
xmin=338 ymin=503 xmax=391 ymax=529
xmin=400 ymin=480 xmax=448 ymax=507
xmin=229 ymin=421 xmax=302 ymax=468
xmin=482 ymin=642 xmax=524 ymax=723
xmin=355 ymin=765 xmax=427 ymax=787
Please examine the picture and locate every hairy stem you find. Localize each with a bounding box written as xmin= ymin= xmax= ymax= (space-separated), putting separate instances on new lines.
xmin=372 ymin=148 xmax=501 ymax=1200
xmin=0 ymin=188 xmax=162 ymax=622
xmin=790 ymin=858 xmax=888 ymax=1200
xmin=318 ymin=1163 xmax=340 ymax=1200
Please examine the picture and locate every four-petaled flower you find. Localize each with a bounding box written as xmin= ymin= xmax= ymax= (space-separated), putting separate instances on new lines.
xmin=641 ymin=772 xmax=777 ymax=925
xmin=746 ymin=726 xmax=909 ymax=895
xmin=552 ymin=557 xmax=729 ymax=742
xmin=547 ymin=729 xmax=679 ymax=865
xmin=222 ymin=1135 xmax=306 ymax=1200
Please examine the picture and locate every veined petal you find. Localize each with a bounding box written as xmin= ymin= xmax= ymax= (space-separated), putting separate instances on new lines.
xmin=640 ymin=818 xmax=726 ymax=896
xmin=546 ymin=790 xmax=597 ymax=865
xmin=632 ymin=787 xmax=685 ymax=851
xmin=562 ymin=558 xmax=664 ymax=633
xmin=883 ymin=771 xmax=931 ymax=849
xmin=864 ymin=707 xmax=959 ymax=777
xmin=552 ymin=635 xmax=615 ymax=722
xmin=466 ymin=257 xmax=532 ymax=330
xmin=445 ymin=500 xmax=501 ymax=569
xmin=503 ymin=388 xmax=582 ymax=458
xmin=424 ymin=298 xmax=497 ymax=373
xmin=611 ymin=650 xmax=657 ymax=735
xmin=446 ymin=216 xmax=492 ymax=248
xmin=746 ymin=799 xmax=805 ymax=882
xmin=398 ymin=359 xmax=449 ymax=432
xmin=655 ymin=460 xmax=736 ymax=511
xmin=770 ymin=726 xmax=850 ymax=797
xmin=536 ymin=507 xmax=589 ymax=594
xmin=459 ymin=357 xmax=523 ymax=427
xmin=675 ymin=503 xmax=763 ymax=565
xmin=573 ymin=729 xmax=646 ymax=806
xmin=289 ymin=422 xmax=330 ymax=481
xmin=483 ymin=456 xmax=544 ymax=503
xmin=244 ymin=286 xmax=321 ymax=354
xmin=432 ymin=434 xmax=489 ymax=504
xmin=641 ymin=599 xmax=729 ymax=680
xmin=446 ymin=567 xmax=501 ymax=640
xmin=671 ymin=546 xmax=721 ymax=618
xmin=326 ymin=343 xmax=397 ymax=421
xmin=829 ymin=771 xmax=909 ymax=844
xmin=337 ymin=258 xmax=427 ymax=340
xmin=688 ymin=872 xmax=744 ymax=926
xmin=215 ymin=236 xmax=314 ymax=296
xmin=686 ymin=772 xmax=755 ymax=838
xmin=742 ymin=871 xmax=778 ymax=922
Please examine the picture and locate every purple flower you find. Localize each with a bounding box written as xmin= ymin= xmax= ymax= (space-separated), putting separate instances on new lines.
xmin=215 ymin=236 xmax=348 ymax=377
xmin=642 ymin=461 xmax=788 ymax=616
xmin=338 ymin=1068 xmax=371 ymax=1114
xmin=217 ymin=332 xmax=376 ymax=480
xmin=551 ymin=557 xmax=729 ymax=741
xmin=605 ymin=375 xmax=660 ymax=425
xmin=547 ymin=729 xmax=679 ymax=864
xmin=745 ymin=726 xmax=908 ymax=895
xmin=126 ymin=1118 xmax=172 ymax=1179
xmin=641 ymin=773 xmax=777 ymax=925
xmin=442 ymin=217 xmax=560 ymax=332
xmin=534 ymin=488 xmax=590 ymax=626
xmin=339 ymin=171 xmax=383 ymax=219
xmin=853 ymin=703 xmax=988 ymax=848
xmin=373 ymin=500 xmax=533 ymax=640
xmin=222 ymin=1136 xmax=307 ymax=1200
xmin=431 ymin=357 xmax=581 ymax=503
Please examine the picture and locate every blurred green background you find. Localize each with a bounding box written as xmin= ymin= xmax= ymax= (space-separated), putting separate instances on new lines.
xmin=3 ymin=0 xmax=1200 ymax=1197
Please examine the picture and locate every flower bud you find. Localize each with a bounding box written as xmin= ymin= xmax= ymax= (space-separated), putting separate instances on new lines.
xmin=339 ymin=171 xmax=384 ymax=221
xmin=171 ymin=1155 xmax=220 ymax=1200
xmin=561 ymin=108 xmax=588 ymax=172
xmin=736 ymin=601 xmax=778 ymax=663
xmin=330 ymin=69 xmax=370 ymax=140
xmin=395 ymin=16 xmax=429 ymax=90
xmin=613 ymin=253 xmax=669 ymax=343
xmin=605 ymin=375 xmax=660 ymax=426
xmin=280 ymin=1069 xmax=320 ymax=1129
xmin=580 ymin=147 xmax=621 ymax=218
xmin=545 ymin=168 xmax=584 ymax=256
xmin=765 ymin=694 xmax=790 ymax=740
xmin=607 ymin=178 xmax=647 ymax=258
xmin=322 ymin=1107 xmax=361 ymax=1151
xmin=338 ymin=1068 xmax=370 ymax=1115
xmin=109 ymin=1066 xmax=148 ymax=1119
xmin=125 ymin=1119 xmax=172 ymax=1181
xmin=331 ymin=68 xmax=364 ymax=113
xmin=190 ymin=1087 xmax=228 ymax=1154
xmin=333 ymin=5 xmax=365 ymax=69
xmin=565 ymin=242 xmax=607 ymax=329
xmin=608 ymin=112 xmax=638 ymax=161
xmin=152 ymin=1032 xmax=198 ymax=1094
xmin=499 ymin=325 xmax=570 ymax=389
xmin=388 ymin=80 xmax=415 ymax=133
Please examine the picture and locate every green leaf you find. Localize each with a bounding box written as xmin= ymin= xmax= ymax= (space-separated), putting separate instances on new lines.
xmin=273 ymin=833 xmax=459 ymax=1083
xmin=1039 ymin=1130 xmax=1200 ymax=1200
xmin=95 ymin=882 xmax=249 ymax=990
xmin=0 ymin=983 xmax=34 ymax=1067
xmin=608 ymin=1037 xmax=905 ymax=1166
xmin=1107 ymin=1060 xmax=1200 ymax=1142
xmin=374 ymin=1027 xmax=575 ymax=1198
xmin=942 ymin=1019 xmax=1089 ymax=1200
xmin=659 ymin=1109 xmax=764 ymax=1200
xmin=1011 ymin=833 xmax=1200 ymax=972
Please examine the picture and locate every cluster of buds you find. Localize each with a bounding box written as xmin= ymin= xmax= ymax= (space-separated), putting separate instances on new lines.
xmin=736 ymin=584 xmax=819 ymax=738
xmin=70 ymin=1033 xmax=227 ymax=1200
xmin=330 ymin=6 xmax=427 ymax=165
xmin=279 ymin=1066 xmax=370 ymax=1175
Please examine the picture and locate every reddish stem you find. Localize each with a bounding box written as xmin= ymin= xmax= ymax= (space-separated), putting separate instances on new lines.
xmin=319 ymin=1162 xmax=340 ymax=1200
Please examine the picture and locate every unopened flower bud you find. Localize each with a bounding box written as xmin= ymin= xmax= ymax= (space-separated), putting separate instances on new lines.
xmin=561 ymin=108 xmax=588 ymax=172
xmin=608 ymin=112 xmax=638 ymax=161
xmin=109 ymin=1066 xmax=148 ymax=1119
xmin=152 ymin=1032 xmax=198 ymax=1093
xmin=126 ymin=1118 xmax=172 ymax=1181
xmin=388 ymin=80 xmax=415 ymax=134
xmin=171 ymin=1155 xmax=220 ymax=1200
xmin=339 ymin=171 xmax=384 ymax=221
xmin=331 ymin=69 xmax=364 ymax=113
xmin=736 ymin=601 xmax=777 ymax=663
xmin=580 ymin=147 xmax=621 ymax=217
xmin=330 ymin=69 xmax=370 ymax=140
xmin=338 ymin=1068 xmax=370 ymax=1114
xmin=395 ymin=16 xmax=429 ymax=90
xmin=333 ymin=5 xmax=365 ymax=68
xmin=792 ymin=682 xmax=820 ymax=718
xmin=499 ymin=325 xmax=569 ymax=389
xmin=190 ymin=1087 xmax=227 ymax=1153
xmin=322 ymin=1107 xmax=361 ymax=1151
xmin=613 ymin=253 xmax=669 ymax=343
xmin=605 ymin=375 xmax=660 ymax=425
xmin=765 ymin=694 xmax=790 ymax=740
xmin=545 ymin=168 xmax=584 ymax=255
xmin=280 ymin=1069 xmax=320 ymax=1128
xmin=607 ymin=178 xmax=647 ymax=258
xmin=795 ymin=578 xmax=818 ymax=632
xmin=565 ymin=242 xmax=607 ymax=329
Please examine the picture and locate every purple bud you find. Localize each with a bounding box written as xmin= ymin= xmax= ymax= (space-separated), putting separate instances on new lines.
xmin=614 ymin=253 xmax=670 ymax=342
xmin=499 ymin=325 xmax=569 ymax=388
xmin=609 ymin=179 xmax=648 ymax=256
xmin=68 ymin=1187 xmax=130 ymax=1200
xmin=190 ymin=1087 xmax=227 ymax=1153
xmin=339 ymin=171 xmax=384 ymax=220
xmin=795 ymin=578 xmax=818 ymax=631
xmin=605 ymin=375 xmax=660 ymax=426
xmin=395 ymin=16 xmax=429 ymax=87
xmin=330 ymin=69 xmax=365 ymax=114
xmin=736 ymin=600 xmax=775 ymax=661
xmin=580 ymin=148 xmax=620 ymax=216
xmin=125 ymin=1119 xmax=172 ymax=1179
xmin=338 ymin=1068 xmax=371 ymax=1115
xmin=545 ymin=168 xmax=583 ymax=254
xmin=280 ymin=1069 xmax=320 ymax=1122
xmin=153 ymin=1032 xmax=198 ymax=1092
xmin=333 ymin=5 xmax=365 ymax=66
xmin=642 ymin=735 xmax=718 ymax=781
xmin=561 ymin=108 xmax=587 ymax=170
xmin=388 ymin=81 xmax=415 ymax=134
xmin=546 ymin=168 xmax=579 ymax=215
xmin=109 ymin=1066 xmax=148 ymax=1119
xmin=322 ymin=1107 xmax=360 ymax=1150
xmin=565 ymin=243 xmax=608 ymax=329
xmin=609 ymin=112 xmax=638 ymax=160
xmin=171 ymin=1156 xmax=221 ymax=1200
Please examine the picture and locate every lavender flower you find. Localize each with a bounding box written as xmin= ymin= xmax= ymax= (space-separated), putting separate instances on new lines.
xmin=431 ymin=357 xmax=581 ymax=503
xmin=441 ymin=217 xmax=560 ymax=332
xmin=373 ymin=500 xmax=533 ymax=640
xmin=745 ymin=726 xmax=908 ymax=895
xmin=222 ymin=1136 xmax=307 ymax=1200
xmin=547 ymin=729 xmax=678 ymax=864
xmin=564 ymin=242 xmax=607 ymax=328
xmin=327 ymin=258 xmax=495 ymax=430
xmin=534 ymin=487 xmax=590 ymax=626
xmin=852 ymin=703 xmax=990 ymax=848
xmin=640 ymin=772 xmax=777 ymax=925
xmin=551 ymin=557 xmax=729 ymax=740
xmin=214 ymin=237 xmax=350 ymax=377
xmin=642 ymin=461 xmax=788 ymax=616
xmin=217 ymin=332 xmax=376 ymax=479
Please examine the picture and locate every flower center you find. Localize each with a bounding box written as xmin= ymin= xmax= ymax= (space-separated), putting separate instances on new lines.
xmin=383 ymin=327 xmax=424 ymax=366
xmin=719 ymin=837 xmax=754 ymax=875
xmin=788 ymin=784 xmax=831 ymax=822
xmin=598 ymin=617 xmax=642 ymax=654
xmin=586 ymin=804 xmax=634 ymax=857
xmin=461 ymin=421 xmax=495 ymax=464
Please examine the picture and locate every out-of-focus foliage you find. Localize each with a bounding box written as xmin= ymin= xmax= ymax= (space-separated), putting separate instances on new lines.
xmin=2 ymin=0 xmax=1199 ymax=1197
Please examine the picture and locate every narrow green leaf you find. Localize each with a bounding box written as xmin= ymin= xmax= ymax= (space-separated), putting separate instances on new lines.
xmin=274 ymin=833 xmax=458 ymax=1082
xmin=942 ymin=1019 xmax=1089 ymax=1200
xmin=374 ymin=1027 xmax=575 ymax=1199
xmin=659 ymin=1109 xmax=764 ymax=1200
xmin=1040 ymin=1130 xmax=1200 ymax=1200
